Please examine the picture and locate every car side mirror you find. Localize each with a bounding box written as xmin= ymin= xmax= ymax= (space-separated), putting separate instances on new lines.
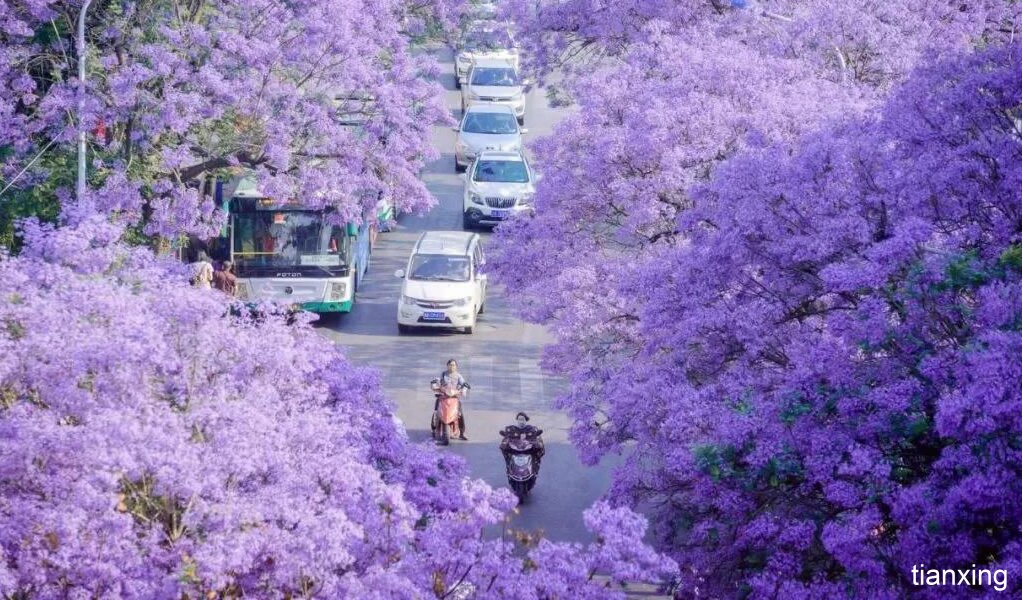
xmin=519 ymin=127 xmax=529 ymax=134
xmin=459 ymin=173 xmax=467 ymax=182
xmin=522 ymin=78 xmax=532 ymax=86
xmin=476 ymin=272 xmax=487 ymax=281
xmin=394 ymin=269 xmax=405 ymax=278
xmin=452 ymin=125 xmax=460 ymax=132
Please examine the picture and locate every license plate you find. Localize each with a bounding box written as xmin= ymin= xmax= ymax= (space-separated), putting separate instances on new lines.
xmin=491 ymin=209 xmax=509 ymax=218
xmin=422 ymin=311 xmax=446 ymax=320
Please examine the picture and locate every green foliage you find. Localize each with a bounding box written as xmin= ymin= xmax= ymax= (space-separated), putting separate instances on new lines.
xmin=0 ymin=150 xmax=72 ymax=252
xmin=1000 ymin=245 xmax=1022 ymax=271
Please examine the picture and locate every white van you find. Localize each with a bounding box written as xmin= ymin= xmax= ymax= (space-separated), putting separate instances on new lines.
xmin=395 ymin=231 xmax=488 ymax=334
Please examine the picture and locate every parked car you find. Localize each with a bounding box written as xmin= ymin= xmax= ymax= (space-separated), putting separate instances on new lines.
xmin=454 ymin=23 xmax=519 ymax=88
xmin=462 ymin=150 xmax=535 ymax=229
xmin=395 ymin=231 xmax=487 ymax=334
xmin=454 ymin=103 xmax=527 ymax=172
xmin=461 ymin=58 xmax=528 ymax=124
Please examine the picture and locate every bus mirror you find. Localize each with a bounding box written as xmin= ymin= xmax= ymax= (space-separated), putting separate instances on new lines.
xmin=346 ymin=223 xmax=358 ymax=236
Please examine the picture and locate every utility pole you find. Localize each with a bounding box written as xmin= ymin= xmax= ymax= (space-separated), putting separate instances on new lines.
xmin=77 ymin=0 xmax=92 ymax=203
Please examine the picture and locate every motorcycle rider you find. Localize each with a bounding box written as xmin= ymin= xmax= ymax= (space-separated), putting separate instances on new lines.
xmin=500 ymin=411 xmax=544 ymax=468
xmin=436 ymin=358 xmax=469 ymax=440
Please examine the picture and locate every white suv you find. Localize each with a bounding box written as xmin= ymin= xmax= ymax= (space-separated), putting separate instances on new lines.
xmin=454 ymin=103 xmax=527 ymax=172
xmin=461 ymin=58 xmax=528 ymax=124
xmin=462 ymin=151 xmax=535 ymax=229
xmin=395 ymin=231 xmax=488 ymax=334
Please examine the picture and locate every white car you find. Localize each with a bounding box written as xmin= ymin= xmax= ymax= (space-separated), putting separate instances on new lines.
xmin=454 ymin=104 xmax=527 ymax=172
xmin=395 ymin=231 xmax=488 ymax=334
xmin=461 ymin=58 xmax=528 ymax=124
xmin=462 ymin=150 xmax=535 ymax=229
xmin=454 ymin=23 xmax=519 ymax=88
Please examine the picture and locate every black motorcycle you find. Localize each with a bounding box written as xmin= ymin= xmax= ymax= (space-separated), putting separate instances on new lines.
xmin=499 ymin=426 xmax=544 ymax=501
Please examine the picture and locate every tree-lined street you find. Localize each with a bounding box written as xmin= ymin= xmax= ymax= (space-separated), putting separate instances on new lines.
xmin=321 ymin=44 xmax=614 ymax=543
xmin=2 ymin=0 xmax=1020 ymax=598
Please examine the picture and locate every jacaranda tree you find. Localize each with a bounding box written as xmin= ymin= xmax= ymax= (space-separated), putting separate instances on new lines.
xmin=0 ymin=0 xmax=677 ymax=597
xmin=0 ymin=216 xmax=674 ymax=597
xmin=1 ymin=0 xmax=456 ymax=241
xmin=491 ymin=1 xmax=1022 ymax=594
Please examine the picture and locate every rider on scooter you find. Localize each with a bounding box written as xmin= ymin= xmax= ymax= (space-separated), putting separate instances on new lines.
xmin=437 ymin=358 xmax=469 ymax=440
xmin=500 ymin=411 xmax=544 ymax=468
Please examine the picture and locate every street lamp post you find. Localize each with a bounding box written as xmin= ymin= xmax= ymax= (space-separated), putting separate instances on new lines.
xmin=77 ymin=0 xmax=92 ymax=203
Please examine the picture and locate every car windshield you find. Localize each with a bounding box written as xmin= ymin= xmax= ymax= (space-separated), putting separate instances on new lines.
xmin=473 ymin=160 xmax=529 ymax=183
xmin=409 ymin=254 xmax=471 ymax=282
xmin=462 ymin=112 xmax=518 ymax=134
xmin=470 ymin=67 xmax=518 ymax=86
xmin=464 ymin=29 xmax=513 ymax=51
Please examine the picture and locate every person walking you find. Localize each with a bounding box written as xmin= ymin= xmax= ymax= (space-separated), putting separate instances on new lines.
xmin=212 ymin=261 xmax=237 ymax=296
xmin=190 ymin=251 xmax=214 ymax=289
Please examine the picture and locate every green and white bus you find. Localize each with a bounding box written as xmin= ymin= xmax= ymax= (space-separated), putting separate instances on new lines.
xmin=225 ymin=177 xmax=374 ymax=313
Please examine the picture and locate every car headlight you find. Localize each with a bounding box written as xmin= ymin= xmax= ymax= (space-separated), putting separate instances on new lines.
xmin=453 ymin=296 xmax=473 ymax=307
xmin=518 ymin=193 xmax=534 ymax=205
xmin=512 ymin=90 xmax=525 ymax=100
xmin=470 ymin=193 xmax=484 ymax=205
xmin=401 ymin=294 xmax=416 ymax=305
xmin=329 ymin=282 xmax=347 ymax=301
xmin=456 ymin=141 xmax=468 ymax=152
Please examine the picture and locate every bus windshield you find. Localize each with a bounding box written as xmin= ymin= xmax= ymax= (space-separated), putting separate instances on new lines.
xmin=232 ymin=210 xmax=350 ymax=268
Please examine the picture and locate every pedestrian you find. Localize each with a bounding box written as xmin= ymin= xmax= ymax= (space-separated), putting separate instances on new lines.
xmin=190 ymin=251 xmax=214 ymax=289
xmin=212 ymin=261 xmax=237 ymax=296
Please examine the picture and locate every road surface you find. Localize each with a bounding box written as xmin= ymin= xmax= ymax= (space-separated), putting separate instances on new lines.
xmin=318 ymin=45 xmax=620 ymax=543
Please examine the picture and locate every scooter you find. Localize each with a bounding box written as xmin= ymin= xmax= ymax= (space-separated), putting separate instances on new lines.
xmin=500 ymin=426 xmax=543 ymax=501
xmin=430 ymin=378 xmax=468 ymax=445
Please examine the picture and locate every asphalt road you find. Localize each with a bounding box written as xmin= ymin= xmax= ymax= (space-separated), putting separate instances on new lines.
xmin=318 ymin=46 xmax=619 ymax=543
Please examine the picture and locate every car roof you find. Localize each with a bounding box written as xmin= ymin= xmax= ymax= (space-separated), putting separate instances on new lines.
xmin=414 ymin=231 xmax=477 ymax=256
xmin=466 ymin=19 xmax=511 ymax=32
xmin=464 ymin=103 xmax=515 ymax=115
xmin=475 ymin=150 xmax=525 ymax=162
xmin=472 ymin=57 xmax=515 ymax=69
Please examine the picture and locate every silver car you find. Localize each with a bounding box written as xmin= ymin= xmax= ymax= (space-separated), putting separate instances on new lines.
xmin=454 ymin=23 xmax=519 ymax=88
xmin=453 ymin=104 xmax=528 ymax=172
xmin=461 ymin=58 xmax=528 ymax=124
xmin=461 ymin=150 xmax=535 ymax=229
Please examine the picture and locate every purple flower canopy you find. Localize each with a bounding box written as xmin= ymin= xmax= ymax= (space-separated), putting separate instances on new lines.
xmin=0 ymin=0 xmax=455 ymax=238
xmin=2 ymin=0 xmax=1021 ymax=596
xmin=489 ymin=0 xmax=1022 ymax=596
xmin=0 ymin=0 xmax=675 ymax=596
xmin=0 ymin=216 xmax=673 ymax=597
